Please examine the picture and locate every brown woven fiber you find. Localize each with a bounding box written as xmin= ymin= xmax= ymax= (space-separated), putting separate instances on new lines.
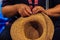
xmin=10 ymin=13 xmax=54 ymax=40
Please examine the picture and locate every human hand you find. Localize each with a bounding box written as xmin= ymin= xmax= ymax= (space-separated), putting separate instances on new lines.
xmin=16 ymin=4 xmax=32 ymax=17
xmin=32 ymin=6 xmax=45 ymax=14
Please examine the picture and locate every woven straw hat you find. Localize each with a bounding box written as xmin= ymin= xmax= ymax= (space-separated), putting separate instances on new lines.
xmin=10 ymin=13 xmax=54 ymax=40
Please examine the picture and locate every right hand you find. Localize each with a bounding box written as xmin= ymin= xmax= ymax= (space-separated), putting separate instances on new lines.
xmin=15 ymin=4 xmax=32 ymax=17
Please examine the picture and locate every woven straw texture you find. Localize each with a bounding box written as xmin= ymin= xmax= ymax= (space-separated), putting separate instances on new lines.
xmin=10 ymin=13 xmax=54 ymax=40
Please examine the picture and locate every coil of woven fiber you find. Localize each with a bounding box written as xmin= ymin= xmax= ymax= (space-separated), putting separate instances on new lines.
xmin=10 ymin=13 xmax=54 ymax=40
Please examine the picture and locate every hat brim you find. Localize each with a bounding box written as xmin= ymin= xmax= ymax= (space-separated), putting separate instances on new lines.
xmin=10 ymin=13 xmax=54 ymax=40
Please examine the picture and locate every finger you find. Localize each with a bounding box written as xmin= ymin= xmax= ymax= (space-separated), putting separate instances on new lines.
xmin=32 ymin=7 xmax=38 ymax=14
xmin=32 ymin=9 xmax=43 ymax=14
xmin=33 ymin=6 xmax=45 ymax=13
xmin=34 ymin=9 xmax=40 ymax=14
xmin=23 ymin=9 xmax=30 ymax=17
xmin=33 ymin=8 xmax=46 ymax=14
xmin=25 ymin=7 xmax=32 ymax=15
xmin=18 ymin=9 xmax=23 ymax=14
xmin=21 ymin=11 xmax=25 ymax=17
xmin=18 ymin=10 xmax=24 ymax=17
xmin=42 ymin=10 xmax=47 ymax=14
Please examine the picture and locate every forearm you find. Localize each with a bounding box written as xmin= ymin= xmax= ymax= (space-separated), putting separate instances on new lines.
xmin=2 ymin=5 xmax=17 ymax=17
xmin=46 ymin=4 xmax=60 ymax=16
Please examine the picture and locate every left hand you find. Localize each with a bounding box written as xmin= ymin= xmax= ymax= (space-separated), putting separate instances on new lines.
xmin=32 ymin=6 xmax=46 ymax=14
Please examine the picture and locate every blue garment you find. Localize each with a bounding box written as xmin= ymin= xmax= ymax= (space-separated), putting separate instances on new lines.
xmin=1 ymin=0 xmax=60 ymax=40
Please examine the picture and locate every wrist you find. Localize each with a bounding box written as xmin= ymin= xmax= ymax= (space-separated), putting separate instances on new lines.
xmin=46 ymin=9 xmax=53 ymax=16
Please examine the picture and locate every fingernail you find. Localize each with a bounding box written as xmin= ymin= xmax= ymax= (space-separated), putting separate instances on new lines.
xmin=30 ymin=12 xmax=32 ymax=14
